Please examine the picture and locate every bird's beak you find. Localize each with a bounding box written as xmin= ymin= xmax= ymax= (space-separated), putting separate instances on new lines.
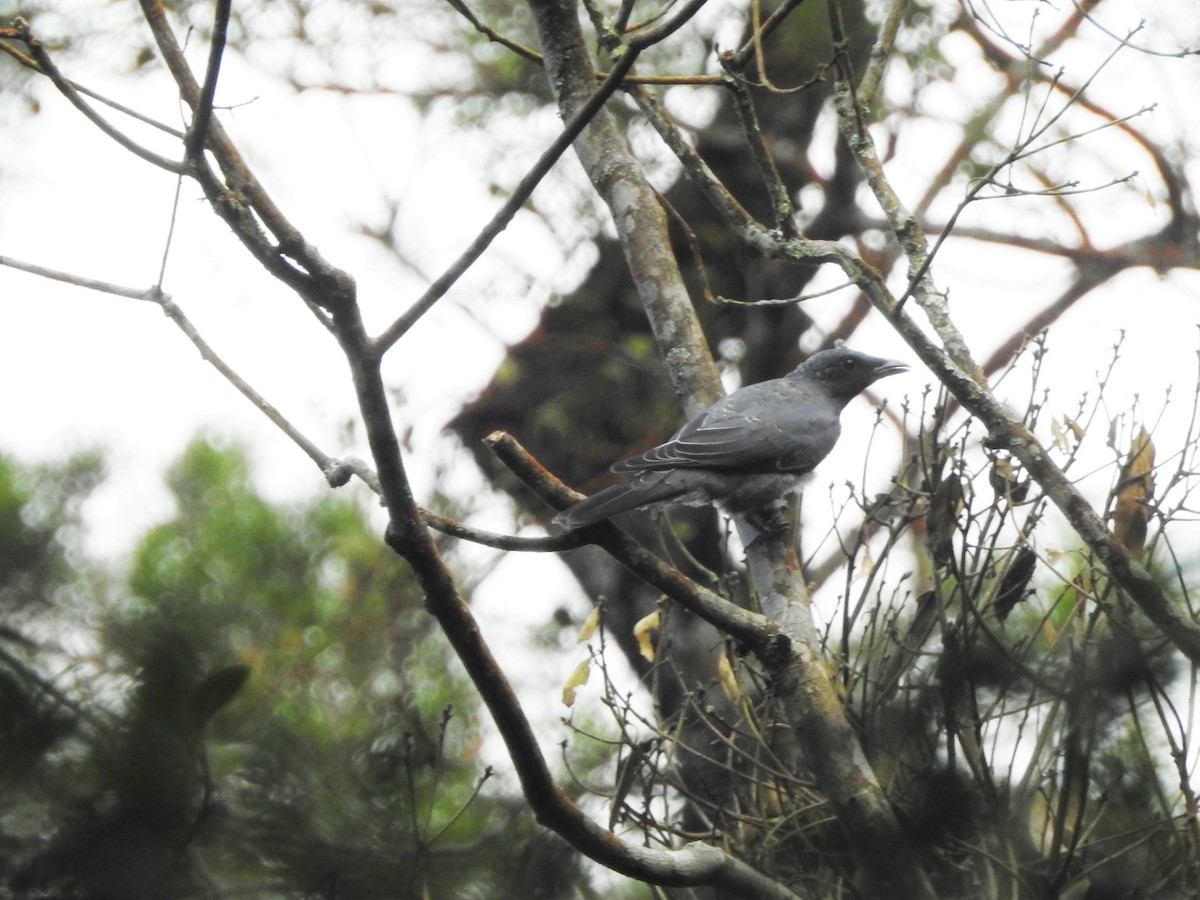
xmin=872 ymin=359 xmax=910 ymax=379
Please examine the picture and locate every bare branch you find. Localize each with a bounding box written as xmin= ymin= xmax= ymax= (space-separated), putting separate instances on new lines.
xmin=419 ymin=511 xmax=566 ymax=552
xmin=859 ymin=0 xmax=908 ymax=105
xmin=372 ymin=48 xmax=640 ymax=354
xmin=898 ymin=21 xmax=1151 ymax=312
xmin=718 ymin=57 xmax=798 ymax=237
xmin=0 ymin=38 xmax=184 ymax=138
xmin=0 ymin=254 xmax=157 ymax=301
xmin=138 ymin=0 xmax=356 ymax=317
xmin=630 ymin=86 xmax=761 ymax=236
xmin=826 ymin=79 xmax=1200 ymax=664
xmin=483 ymin=431 xmax=788 ymax=660
xmin=727 ymin=0 xmax=810 ymax=74
xmin=445 ymin=0 xmax=545 ymax=63
xmin=348 ymin=295 xmax=799 ymax=896
xmin=0 ymin=254 xmax=374 ymax=494
xmin=1067 ymin=4 xmax=1197 ymax=58
xmin=526 ymin=0 xmax=722 ymax=414
xmin=8 ymin=21 xmax=184 ymax=174
xmin=623 ymin=0 xmax=710 ymax=51
xmin=185 ymin=0 xmax=233 ymax=160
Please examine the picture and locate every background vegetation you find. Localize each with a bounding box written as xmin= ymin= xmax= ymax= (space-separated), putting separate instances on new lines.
xmin=2 ymin=0 xmax=1200 ymax=897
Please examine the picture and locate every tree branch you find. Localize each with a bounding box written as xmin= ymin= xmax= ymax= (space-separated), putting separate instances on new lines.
xmin=826 ymin=75 xmax=1200 ymax=665
xmin=483 ymin=431 xmax=789 ymax=661
xmin=859 ymin=0 xmax=909 ymax=105
xmin=524 ymin=1 xmax=936 ymax=894
xmin=0 ymin=37 xmax=184 ymax=138
xmin=372 ymin=47 xmax=640 ymax=355
xmin=10 ymin=21 xmax=185 ymax=174
xmin=0 ymin=253 xmax=375 ymax=492
xmin=525 ymin=0 xmax=722 ymax=414
xmin=338 ymin=299 xmax=801 ymax=896
xmin=184 ymin=0 xmax=232 ymax=160
xmin=138 ymin=0 xmax=356 ymax=317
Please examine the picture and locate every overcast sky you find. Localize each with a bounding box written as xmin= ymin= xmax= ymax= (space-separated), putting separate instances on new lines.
xmin=3 ymin=0 xmax=1199 ymax=737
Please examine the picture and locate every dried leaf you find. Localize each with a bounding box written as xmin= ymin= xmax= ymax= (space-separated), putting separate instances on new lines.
xmin=927 ymin=476 xmax=963 ymax=567
xmin=716 ymin=649 xmax=744 ymax=703
xmin=609 ymin=740 xmax=651 ymax=830
xmin=874 ymin=591 xmax=939 ymax=703
xmin=633 ymin=610 xmax=660 ymax=662
xmin=562 ymin=657 xmax=591 ymax=707
xmin=988 ymin=457 xmax=1013 ymax=497
xmin=1113 ymin=427 xmax=1155 ymax=559
xmin=1107 ymin=417 xmax=1120 ymax=451
xmin=989 ymin=456 xmax=1030 ymax=504
xmin=1050 ymin=418 xmax=1069 ymax=453
xmin=994 ymin=546 xmax=1037 ymax=622
xmin=577 ymin=605 xmax=600 ymax=643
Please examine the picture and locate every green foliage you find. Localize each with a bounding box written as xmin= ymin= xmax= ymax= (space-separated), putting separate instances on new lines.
xmin=0 ymin=437 xmax=579 ymax=899
xmin=0 ymin=449 xmax=102 ymax=613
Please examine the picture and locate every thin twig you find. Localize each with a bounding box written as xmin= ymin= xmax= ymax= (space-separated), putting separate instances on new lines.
xmin=0 ymin=255 xmax=154 ymax=300
xmin=185 ymin=0 xmax=232 ymax=160
xmin=629 ymin=87 xmax=760 ymax=234
xmin=719 ymin=55 xmax=798 ymax=237
xmin=0 ymin=39 xmax=185 ymax=138
xmin=373 ymin=47 xmax=641 ymax=353
xmin=138 ymin=0 xmax=356 ymax=317
xmin=624 ymin=0 xmax=709 ymax=51
xmin=445 ymin=0 xmax=544 ymax=62
xmin=154 ymin=291 xmax=341 ymax=478
xmin=859 ymin=0 xmax=908 ymax=105
xmin=483 ymin=431 xmax=789 ymax=661
xmin=0 ymin=253 xmax=373 ymax=493
xmin=713 ymin=280 xmax=856 ymax=306
xmin=897 ymin=21 xmax=1148 ymax=310
xmin=1069 ymin=1 xmax=1198 ymax=58
xmin=11 ymin=22 xmax=184 ymax=174
xmin=726 ymin=0 xmax=809 ymax=74
xmin=420 ymin=509 xmax=574 ymax=551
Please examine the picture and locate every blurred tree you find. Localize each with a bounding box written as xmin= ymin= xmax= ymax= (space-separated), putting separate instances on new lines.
xmin=2 ymin=0 xmax=1200 ymax=897
xmin=0 ymin=440 xmax=601 ymax=898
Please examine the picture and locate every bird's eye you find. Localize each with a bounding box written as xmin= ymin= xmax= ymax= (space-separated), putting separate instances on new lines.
xmin=842 ymin=359 xmax=856 ymax=369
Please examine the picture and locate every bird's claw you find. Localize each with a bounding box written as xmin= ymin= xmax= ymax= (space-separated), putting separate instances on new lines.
xmin=747 ymin=506 xmax=791 ymax=537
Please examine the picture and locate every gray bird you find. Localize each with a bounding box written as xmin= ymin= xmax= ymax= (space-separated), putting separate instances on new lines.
xmin=553 ymin=348 xmax=908 ymax=532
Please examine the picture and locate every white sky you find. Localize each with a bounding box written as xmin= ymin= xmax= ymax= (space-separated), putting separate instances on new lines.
xmin=2 ymin=0 xmax=1200 ymax=759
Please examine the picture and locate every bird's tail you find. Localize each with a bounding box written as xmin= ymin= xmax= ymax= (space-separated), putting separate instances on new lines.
xmin=552 ymin=470 xmax=693 ymax=532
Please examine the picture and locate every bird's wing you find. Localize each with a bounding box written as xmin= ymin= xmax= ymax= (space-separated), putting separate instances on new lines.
xmin=614 ymin=379 xmax=842 ymax=473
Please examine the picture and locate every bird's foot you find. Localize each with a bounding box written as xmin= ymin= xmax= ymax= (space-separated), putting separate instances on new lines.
xmin=746 ymin=506 xmax=791 ymax=538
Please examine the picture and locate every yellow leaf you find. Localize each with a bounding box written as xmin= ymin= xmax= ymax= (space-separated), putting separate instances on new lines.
xmin=577 ymin=605 xmax=600 ymax=643
xmin=1113 ymin=427 xmax=1155 ymax=559
xmin=633 ymin=610 xmax=660 ymax=662
xmin=717 ymin=649 xmax=744 ymax=703
xmin=859 ymin=548 xmax=875 ymax=578
xmin=1050 ymin=418 xmax=1069 ymax=453
xmin=562 ymin=657 xmax=591 ymax=707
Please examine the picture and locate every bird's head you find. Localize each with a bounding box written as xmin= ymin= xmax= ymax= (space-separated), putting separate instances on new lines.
xmin=795 ymin=348 xmax=909 ymax=401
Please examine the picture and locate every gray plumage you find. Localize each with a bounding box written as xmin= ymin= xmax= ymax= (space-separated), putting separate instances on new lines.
xmin=553 ymin=348 xmax=908 ymax=532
